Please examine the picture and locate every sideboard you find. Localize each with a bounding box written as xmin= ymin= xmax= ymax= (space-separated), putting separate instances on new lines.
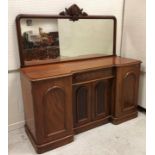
xmin=20 ymin=56 xmax=141 ymax=153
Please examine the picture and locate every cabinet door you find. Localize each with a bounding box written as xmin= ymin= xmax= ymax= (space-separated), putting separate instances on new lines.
xmin=73 ymin=83 xmax=91 ymax=127
xmin=114 ymin=64 xmax=140 ymax=122
xmin=32 ymin=76 xmax=73 ymax=144
xmin=92 ymin=80 xmax=111 ymax=120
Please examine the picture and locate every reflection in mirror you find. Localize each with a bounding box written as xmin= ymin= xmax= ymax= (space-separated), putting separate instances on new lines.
xmin=20 ymin=18 xmax=114 ymax=66
xmin=20 ymin=18 xmax=60 ymax=63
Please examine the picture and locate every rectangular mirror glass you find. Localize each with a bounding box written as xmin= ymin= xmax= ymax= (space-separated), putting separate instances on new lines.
xmin=18 ymin=17 xmax=116 ymax=66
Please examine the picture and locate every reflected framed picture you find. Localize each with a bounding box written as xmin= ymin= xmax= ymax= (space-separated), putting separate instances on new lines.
xmin=20 ymin=18 xmax=60 ymax=62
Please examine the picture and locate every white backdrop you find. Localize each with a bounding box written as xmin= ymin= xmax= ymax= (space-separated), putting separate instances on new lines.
xmin=121 ymin=0 xmax=146 ymax=108
xmin=8 ymin=0 xmax=124 ymax=130
xmin=121 ymin=0 xmax=146 ymax=71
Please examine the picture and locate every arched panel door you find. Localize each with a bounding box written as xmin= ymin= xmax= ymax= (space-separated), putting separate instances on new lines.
xmin=32 ymin=76 xmax=73 ymax=144
xmin=122 ymin=72 xmax=137 ymax=111
xmin=43 ymin=86 xmax=66 ymax=138
xmin=114 ymin=64 xmax=140 ymax=121
xmin=73 ymin=83 xmax=91 ymax=127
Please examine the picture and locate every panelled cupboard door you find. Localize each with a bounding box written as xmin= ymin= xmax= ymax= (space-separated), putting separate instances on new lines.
xmin=115 ymin=64 xmax=140 ymax=117
xmin=32 ymin=76 xmax=73 ymax=144
xmin=73 ymin=83 xmax=91 ymax=127
xmin=73 ymin=79 xmax=112 ymax=127
xmin=92 ymin=79 xmax=111 ymax=120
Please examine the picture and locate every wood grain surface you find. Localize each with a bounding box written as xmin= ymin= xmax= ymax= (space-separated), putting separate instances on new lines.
xmin=21 ymin=56 xmax=141 ymax=80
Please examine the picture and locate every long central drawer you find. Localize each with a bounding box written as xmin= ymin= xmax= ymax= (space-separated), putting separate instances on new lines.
xmin=73 ymin=67 xmax=114 ymax=84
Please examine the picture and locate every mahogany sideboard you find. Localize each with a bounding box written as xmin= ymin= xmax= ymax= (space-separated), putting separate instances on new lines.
xmin=20 ymin=56 xmax=141 ymax=153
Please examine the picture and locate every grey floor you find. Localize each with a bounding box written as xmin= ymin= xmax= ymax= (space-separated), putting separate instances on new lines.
xmin=8 ymin=112 xmax=146 ymax=155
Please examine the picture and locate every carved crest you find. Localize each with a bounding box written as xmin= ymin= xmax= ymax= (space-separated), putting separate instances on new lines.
xmin=59 ymin=4 xmax=88 ymax=21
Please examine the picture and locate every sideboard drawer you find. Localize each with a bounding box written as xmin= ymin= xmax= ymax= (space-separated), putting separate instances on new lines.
xmin=73 ymin=68 xmax=114 ymax=83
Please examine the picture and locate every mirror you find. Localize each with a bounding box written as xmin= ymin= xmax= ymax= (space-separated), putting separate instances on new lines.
xmin=16 ymin=5 xmax=116 ymax=67
xmin=58 ymin=19 xmax=114 ymax=58
xmin=20 ymin=18 xmax=60 ymax=65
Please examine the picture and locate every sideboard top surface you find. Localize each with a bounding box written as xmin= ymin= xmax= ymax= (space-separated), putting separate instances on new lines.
xmin=21 ymin=56 xmax=141 ymax=81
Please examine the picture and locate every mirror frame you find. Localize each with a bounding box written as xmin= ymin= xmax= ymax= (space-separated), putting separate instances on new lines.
xmin=16 ymin=4 xmax=117 ymax=67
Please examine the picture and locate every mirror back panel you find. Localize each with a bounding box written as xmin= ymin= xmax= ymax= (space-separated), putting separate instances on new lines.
xmin=16 ymin=5 xmax=117 ymax=67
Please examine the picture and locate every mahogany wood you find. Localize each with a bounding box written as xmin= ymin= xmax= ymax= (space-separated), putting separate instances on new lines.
xmin=59 ymin=4 xmax=88 ymax=21
xmin=73 ymin=68 xmax=113 ymax=83
xmin=21 ymin=75 xmax=74 ymax=153
xmin=16 ymin=4 xmax=141 ymax=154
xmin=25 ymin=125 xmax=73 ymax=154
xmin=73 ymin=77 xmax=113 ymax=133
xmin=73 ymin=83 xmax=92 ymax=127
xmin=20 ymin=56 xmax=141 ymax=153
xmin=21 ymin=56 xmax=141 ymax=80
xmin=111 ymin=64 xmax=141 ymax=124
xmin=74 ymin=116 xmax=110 ymax=134
xmin=92 ymin=79 xmax=111 ymax=120
xmin=21 ymin=73 xmax=36 ymax=140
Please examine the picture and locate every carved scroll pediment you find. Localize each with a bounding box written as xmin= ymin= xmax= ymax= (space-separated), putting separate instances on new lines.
xmin=59 ymin=4 xmax=88 ymax=21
